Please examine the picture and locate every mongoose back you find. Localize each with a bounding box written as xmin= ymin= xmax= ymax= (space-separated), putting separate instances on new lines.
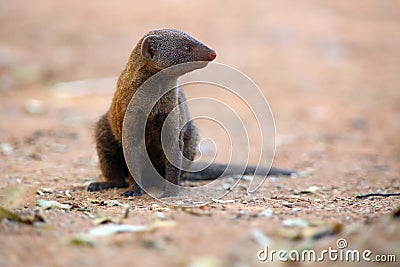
xmin=88 ymin=29 xmax=296 ymax=197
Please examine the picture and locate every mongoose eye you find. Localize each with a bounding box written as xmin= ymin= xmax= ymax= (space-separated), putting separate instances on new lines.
xmin=183 ymin=45 xmax=191 ymax=52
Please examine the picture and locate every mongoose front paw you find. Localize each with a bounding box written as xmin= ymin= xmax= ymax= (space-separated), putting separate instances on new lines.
xmin=88 ymin=181 xmax=129 ymax=191
xmin=88 ymin=182 xmax=106 ymax=191
xmin=121 ymin=188 xmax=143 ymax=197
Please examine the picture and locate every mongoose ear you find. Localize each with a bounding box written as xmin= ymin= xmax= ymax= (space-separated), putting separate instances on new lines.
xmin=141 ymin=35 xmax=159 ymax=61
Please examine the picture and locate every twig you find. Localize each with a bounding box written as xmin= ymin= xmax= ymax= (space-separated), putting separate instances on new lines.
xmin=355 ymin=192 xmax=400 ymax=199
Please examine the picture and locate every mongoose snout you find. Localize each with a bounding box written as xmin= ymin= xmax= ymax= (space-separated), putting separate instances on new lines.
xmin=209 ymin=51 xmax=217 ymax=61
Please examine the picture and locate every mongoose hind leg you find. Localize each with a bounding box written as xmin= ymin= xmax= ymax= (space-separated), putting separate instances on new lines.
xmin=120 ymin=175 xmax=143 ymax=197
xmin=88 ymin=114 xmax=129 ymax=192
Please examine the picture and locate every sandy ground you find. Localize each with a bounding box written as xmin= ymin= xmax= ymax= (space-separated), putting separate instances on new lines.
xmin=0 ymin=1 xmax=399 ymax=266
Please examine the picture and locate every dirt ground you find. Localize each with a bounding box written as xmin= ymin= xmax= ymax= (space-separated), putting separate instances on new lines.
xmin=0 ymin=1 xmax=399 ymax=266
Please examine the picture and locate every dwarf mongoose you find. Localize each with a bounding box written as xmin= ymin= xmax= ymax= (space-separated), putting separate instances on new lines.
xmin=88 ymin=29 xmax=295 ymax=197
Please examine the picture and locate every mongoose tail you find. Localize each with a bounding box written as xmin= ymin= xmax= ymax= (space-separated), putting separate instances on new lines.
xmin=183 ymin=163 xmax=297 ymax=181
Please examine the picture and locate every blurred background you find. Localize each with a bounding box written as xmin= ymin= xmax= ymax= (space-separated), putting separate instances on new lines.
xmin=0 ymin=1 xmax=399 ymax=266
xmin=1 ymin=0 xmax=399 ymax=173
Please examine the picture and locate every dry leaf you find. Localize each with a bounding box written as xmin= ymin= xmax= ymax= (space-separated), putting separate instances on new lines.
xmin=251 ymin=230 xmax=272 ymax=246
xmin=64 ymin=235 xmax=96 ymax=246
xmin=122 ymin=204 xmax=130 ymax=219
xmin=211 ymin=199 xmax=235 ymax=204
xmin=282 ymin=218 xmax=309 ymax=228
xmin=88 ymin=224 xmax=148 ymax=236
xmin=187 ymin=256 xmax=221 ymax=267
xmin=91 ymin=204 xmax=130 ymax=225
xmin=276 ymin=228 xmax=302 ymax=240
xmin=0 ymin=186 xmax=27 ymax=209
xmin=0 ymin=206 xmax=45 ymax=224
xmin=37 ymin=199 xmax=71 ymax=210
xmin=0 ymin=206 xmax=23 ymax=222
xmin=87 ymin=220 xmax=176 ymax=237
xmin=182 ymin=207 xmax=212 ymax=216
xmin=300 ymin=185 xmax=325 ymax=195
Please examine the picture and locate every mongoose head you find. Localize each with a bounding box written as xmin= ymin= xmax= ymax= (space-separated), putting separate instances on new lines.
xmin=140 ymin=29 xmax=216 ymax=71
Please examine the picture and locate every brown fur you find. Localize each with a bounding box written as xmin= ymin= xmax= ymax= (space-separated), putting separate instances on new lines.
xmin=88 ymin=29 xmax=215 ymax=196
xmin=88 ymin=29 xmax=296 ymax=197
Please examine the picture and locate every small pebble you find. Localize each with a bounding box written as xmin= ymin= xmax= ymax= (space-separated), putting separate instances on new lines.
xmin=0 ymin=143 xmax=13 ymax=155
xmin=258 ymin=209 xmax=273 ymax=217
xmin=24 ymin=99 xmax=45 ymax=115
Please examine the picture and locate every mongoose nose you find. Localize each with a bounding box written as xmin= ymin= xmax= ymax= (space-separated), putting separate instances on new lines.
xmin=209 ymin=51 xmax=217 ymax=60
